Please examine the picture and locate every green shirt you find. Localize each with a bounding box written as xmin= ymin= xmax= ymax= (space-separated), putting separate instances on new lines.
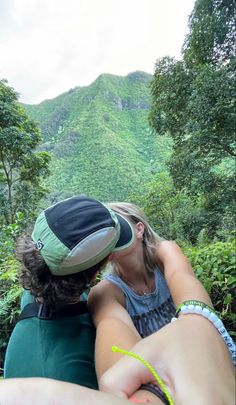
xmin=4 ymin=292 xmax=98 ymax=389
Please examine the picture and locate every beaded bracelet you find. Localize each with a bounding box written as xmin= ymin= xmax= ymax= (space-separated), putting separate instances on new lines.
xmin=175 ymin=300 xmax=236 ymax=366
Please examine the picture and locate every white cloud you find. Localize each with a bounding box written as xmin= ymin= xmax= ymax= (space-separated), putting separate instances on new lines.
xmin=0 ymin=0 xmax=195 ymax=103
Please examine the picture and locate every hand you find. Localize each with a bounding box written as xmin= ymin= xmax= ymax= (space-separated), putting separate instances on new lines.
xmin=100 ymin=315 xmax=235 ymax=405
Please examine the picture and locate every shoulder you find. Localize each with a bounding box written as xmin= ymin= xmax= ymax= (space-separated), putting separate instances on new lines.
xmin=88 ymin=280 xmax=132 ymax=327
xmin=155 ymin=240 xmax=187 ymax=262
xmin=155 ymin=240 xmax=193 ymax=282
xmin=88 ymin=279 xmax=125 ymax=309
xmin=157 ymin=240 xmax=182 ymax=253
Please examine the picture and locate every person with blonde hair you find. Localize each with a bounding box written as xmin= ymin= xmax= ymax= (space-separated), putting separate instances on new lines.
xmin=103 ymin=202 xmax=177 ymax=340
xmin=88 ymin=201 xmax=235 ymax=404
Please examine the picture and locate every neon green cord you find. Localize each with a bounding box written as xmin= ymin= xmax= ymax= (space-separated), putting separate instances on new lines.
xmin=112 ymin=346 xmax=174 ymax=405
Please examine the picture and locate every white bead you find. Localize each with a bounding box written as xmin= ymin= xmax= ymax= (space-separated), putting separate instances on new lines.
xmin=195 ymin=305 xmax=203 ymax=314
xmin=220 ymin=331 xmax=229 ymax=339
xmin=171 ymin=317 xmax=177 ymax=323
xmin=202 ymin=308 xmax=210 ymax=318
xmin=223 ymin=336 xmax=232 ymax=345
xmin=181 ymin=306 xmax=188 ymax=314
xmin=187 ymin=304 xmax=195 ymax=312
xmin=219 ymin=327 xmax=226 ymax=335
xmin=208 ymin=313 xmax=218 ymax=323
xmin=214 ymin=319 xmax=223 ymax=329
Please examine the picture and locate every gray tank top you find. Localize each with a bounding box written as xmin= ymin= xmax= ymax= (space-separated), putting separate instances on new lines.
xmin=103 ymin=269 xmax=175 ymax=338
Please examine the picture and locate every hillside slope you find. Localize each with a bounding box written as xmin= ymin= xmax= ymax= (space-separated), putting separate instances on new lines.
xmin=24 ymin=71 xmax=171 ymax=202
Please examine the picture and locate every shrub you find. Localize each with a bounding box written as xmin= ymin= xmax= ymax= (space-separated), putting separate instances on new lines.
xmin=0 ymin=220 xmax=23 ymax=375
xmin=184 ymin=239 xmax=236 ymax=336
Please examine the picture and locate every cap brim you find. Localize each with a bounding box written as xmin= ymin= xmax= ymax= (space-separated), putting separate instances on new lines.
xmin=113 ymin=213 xmax=135 ymax=251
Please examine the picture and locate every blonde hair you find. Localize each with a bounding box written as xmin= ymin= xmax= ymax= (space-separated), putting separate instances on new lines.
xmin=105 ymin=202 xmax=164 ymax=273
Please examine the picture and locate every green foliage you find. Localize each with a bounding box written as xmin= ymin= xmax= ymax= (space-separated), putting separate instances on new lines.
xmin=150 ymin=59 xmax=235 ymax=168
xmin=149 ymin=0 xmax=235 ymax=239
xmin=184 ymin=239 xmax=236 ymax=335
xmin=0 ymin=220 xmax=23 ymax=374
xmin=0 ymin=79 xmax=51 ymax=225
xmin=0 ymin=212 xmax=24 ymax=261
xmin=133 ymin=172 xmax=206 ymax=244
xmin=24 ymin=72 xmax=171 ymax=203
xmin=183 ymin=0 xmax=235 ymax=66
xmin=149 ymin=57 xmax=192 ymax=140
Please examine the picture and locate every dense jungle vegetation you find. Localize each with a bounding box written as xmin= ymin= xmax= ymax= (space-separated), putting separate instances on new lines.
xmin=0 ymin=0 xmax=235 ymax=374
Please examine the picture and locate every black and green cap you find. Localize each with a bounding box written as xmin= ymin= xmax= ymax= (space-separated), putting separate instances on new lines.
xmin=32 ymin=196 xmax=134 ymax=276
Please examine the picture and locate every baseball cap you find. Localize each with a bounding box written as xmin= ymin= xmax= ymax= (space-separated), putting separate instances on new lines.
xmin=32 ymin=196 xmax=135 ymax=276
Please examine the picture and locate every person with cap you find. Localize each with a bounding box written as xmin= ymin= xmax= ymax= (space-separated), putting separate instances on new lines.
xmin=3 ymin=195 xmax=134 ymax=388
xmin=4 ymin=195 xmax=169 ymax=402
xmin=88 ymin=202 xmax=235 ymax=404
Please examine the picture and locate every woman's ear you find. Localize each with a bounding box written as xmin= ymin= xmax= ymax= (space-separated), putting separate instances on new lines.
xmin=135 ymin=222 xmax=144 ymax=240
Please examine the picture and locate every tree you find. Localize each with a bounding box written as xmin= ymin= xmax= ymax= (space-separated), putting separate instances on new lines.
xmin=149 ymin=0 xmax=236 ymax=238
xmin=133 ymin=172 xmax=206 ymax=243
xmin=0 ymin=79 xmax=51 ymax=225
xmin=183 ymin=0 xmax=235 ymax=66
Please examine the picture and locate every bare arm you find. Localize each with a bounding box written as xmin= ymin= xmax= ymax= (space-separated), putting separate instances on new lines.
xmin=100 ymin=315 xmax=235 ymax=405
xmin=88 ymin=282 xmax=162 ymax=402
xmin=0 ymin=378 xmax=137 ymax=405
xmin=88 ymin=280 xmax=141 ymax=380
xmin=156 ymin=240 xmax=213 ymax=307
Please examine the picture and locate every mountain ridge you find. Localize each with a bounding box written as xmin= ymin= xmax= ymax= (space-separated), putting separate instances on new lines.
xmin=24 ymin=71 xmax=171 ymax=202
xmin=22 ymin=71 xmax=153 ymax=107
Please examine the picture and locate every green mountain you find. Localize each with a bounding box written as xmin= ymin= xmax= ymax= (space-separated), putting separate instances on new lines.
xmin=24 ymin=71 xmax=171 ymax=202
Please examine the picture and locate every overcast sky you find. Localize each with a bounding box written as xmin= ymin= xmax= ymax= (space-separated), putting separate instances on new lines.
xmin=0 ymin=0 xmax=195 ymax=104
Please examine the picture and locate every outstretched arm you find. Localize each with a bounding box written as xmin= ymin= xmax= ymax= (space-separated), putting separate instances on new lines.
xmin=100 ymin=314 xmax=235 ymax=405
xmin=88 ymin=280 xmax=141 ymax=380
xmin=156 ymin=240 xmax=213 ymax=307
xmin=0 ymin=377 xmax=157 ymax=405
xmin=88 ymin=282 xmax=162 ymax=403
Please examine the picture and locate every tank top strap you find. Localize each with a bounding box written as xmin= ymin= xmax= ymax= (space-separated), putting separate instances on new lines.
xmin=103 ymin=269 xmax=164 ymax=302
xmin=103 ymin=273 xmax=135 ymax=298
xmin=103 ymin=269 xmax=175 ymax=337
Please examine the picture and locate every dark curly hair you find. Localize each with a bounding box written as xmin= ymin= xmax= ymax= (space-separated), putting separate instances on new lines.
xmin=16 ymin=234 xmax=108 ymax=306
